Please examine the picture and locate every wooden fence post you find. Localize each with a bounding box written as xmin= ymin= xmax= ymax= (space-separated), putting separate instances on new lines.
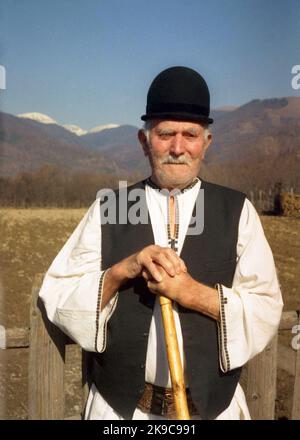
xmin=258 ymin=190 xmax=263 ymax=213
xmin=28 ymin=274 xmax=66 ymax=419
xmin=292 ymin=313 xmax=300 ymax=419
xmin=81 ymin=350 xmax=93 ymax=418
xmin=246 ymin=335 xmax=278 ymax=419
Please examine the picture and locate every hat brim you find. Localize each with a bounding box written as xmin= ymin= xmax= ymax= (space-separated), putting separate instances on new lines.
xmin=141 ymin=111 xmax=213 ymax=124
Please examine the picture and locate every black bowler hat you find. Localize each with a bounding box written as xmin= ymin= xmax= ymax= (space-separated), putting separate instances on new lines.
xmin=141 ymin=66 xmax=214 ymax=124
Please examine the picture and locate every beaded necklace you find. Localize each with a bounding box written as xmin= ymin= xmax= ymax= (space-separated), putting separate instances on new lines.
xmin=145 ymin=177 xmax=199 ymax=253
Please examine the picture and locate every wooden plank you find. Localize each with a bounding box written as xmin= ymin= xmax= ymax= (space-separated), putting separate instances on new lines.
xmin=28 ymin=273 xmax=67 ymax=419
xmin=1 ymin=310 xmax=286 ymax=347
xmin=3 ymin=326 xmax=73 ymax=349
xmin=279 ymin=311 xmax=299 ymax=330
xmin=5 ymin=327 xmax=30 ymax=348
xmin=246 ymin=335 xmax=278 ymax=419
xmin=0 ymin=313 xmax=289 ymax=346
xmin=81 ymin=349 xmax=93 ymax=418
xmin=292 ymin=314 xmax=300 ymax=419
xmin=277 ymin=343 xmax=295 ymax=376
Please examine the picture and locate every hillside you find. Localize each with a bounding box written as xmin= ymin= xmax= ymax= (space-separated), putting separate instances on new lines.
xmin=202 ymin=97 xmax=300 ymax=191
xmin=1 ymin=97 xmax=300 ymax=192
xmin=0 ymin=112 xmax=121 ymax=176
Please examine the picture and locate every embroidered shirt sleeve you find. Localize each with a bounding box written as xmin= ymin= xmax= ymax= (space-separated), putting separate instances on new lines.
xmin=216 ymin=198 xmax=283 ymax=372
xmin=39 ymin=198 xmax=118 ymax=352
xmin=216 ymin=283 xmax=230 ymax=372
xmin=95 ymin=269 xmax=119 ymax=352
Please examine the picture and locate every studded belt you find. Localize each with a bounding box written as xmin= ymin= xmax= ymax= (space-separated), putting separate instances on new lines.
xmin=137 ymin=382 xmax=199 ymax=419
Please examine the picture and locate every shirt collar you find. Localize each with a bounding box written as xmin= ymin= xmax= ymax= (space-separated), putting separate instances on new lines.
xmin=145 ymin=176 xmax=200 ymax=195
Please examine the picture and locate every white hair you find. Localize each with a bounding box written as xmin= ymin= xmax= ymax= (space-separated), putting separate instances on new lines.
xmin=142 ymin=120 xmax=211 ymax=144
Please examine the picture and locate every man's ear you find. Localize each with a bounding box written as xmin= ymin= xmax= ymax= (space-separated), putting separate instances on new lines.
xmin=138 ymin=130 xmax=149 ymax=156
xmin=201 ymin=133 xmax=212 ymax=160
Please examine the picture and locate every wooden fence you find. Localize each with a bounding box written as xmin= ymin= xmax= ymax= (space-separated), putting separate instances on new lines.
xmin=1 ymin=274 xmax=300 ymax=420
xmin=248 ymin=185 xmax=298 ymax=214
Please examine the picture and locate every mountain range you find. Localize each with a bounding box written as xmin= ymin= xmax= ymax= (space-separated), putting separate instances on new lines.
xmin=0 ymin=112 xmax=124 ymax=176
xmin=1 ymin=97 xmax=299 ymax=192
xmin=18 ymin=112 xmax=120 ymax=136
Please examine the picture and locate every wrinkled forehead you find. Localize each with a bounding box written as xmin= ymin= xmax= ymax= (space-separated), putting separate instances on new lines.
xmin=149 ymin=119 xmax=205 ymax=133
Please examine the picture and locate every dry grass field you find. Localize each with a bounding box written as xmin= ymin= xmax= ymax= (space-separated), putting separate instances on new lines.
xmin=0 ymin=208 xmax=86 ymax=419
xmin=0 ymin=208 xmax=299 ymax=419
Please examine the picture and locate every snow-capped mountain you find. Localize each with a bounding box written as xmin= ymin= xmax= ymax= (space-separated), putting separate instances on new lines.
xmin=89 ymin=123 xmax=120 ymax=133
xmin=1 ymin=111 xmax=122 ymax=177
xmin=18 ymin=112 xmax=58 ymax=125
xmin=63 ymin=124 xmax=87 ymax=136
xmin=17 ymin=112 xmax=119 ymax=136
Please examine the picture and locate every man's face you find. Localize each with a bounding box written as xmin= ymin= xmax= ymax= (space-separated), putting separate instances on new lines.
xmin=139 ymin=120 xmax=212 ymax=190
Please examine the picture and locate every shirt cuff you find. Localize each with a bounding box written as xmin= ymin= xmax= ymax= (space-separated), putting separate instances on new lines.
xmin=216 ymin=283 xmax=230 ymax=372
xmin=216 ymin=283 xmax=244 ymax=373
xmin=95 ymin=269 xmax=119 ymax=353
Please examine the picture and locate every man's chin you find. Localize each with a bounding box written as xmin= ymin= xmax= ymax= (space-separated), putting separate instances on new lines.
xmin=156 ymin=172 xmax=195 ymax=190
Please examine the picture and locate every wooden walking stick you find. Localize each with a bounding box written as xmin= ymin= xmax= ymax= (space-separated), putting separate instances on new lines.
xmin=159 ymin=194 xmax=190 ymax=420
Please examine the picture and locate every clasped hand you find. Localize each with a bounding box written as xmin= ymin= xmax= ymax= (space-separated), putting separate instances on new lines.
xmin=112 ymin=245 xmax=195 ymax=306
xmin=125 ymin=244 xmax=194 ymax=305
xmin=142 ymin=263 xmax=195 ymax=306
xmin=110 ymin=245 xmax=218 ymax=318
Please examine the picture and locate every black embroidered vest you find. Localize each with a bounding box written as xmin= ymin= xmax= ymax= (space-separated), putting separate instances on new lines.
xmin=91 ymin=179 xmax=246 ymax=419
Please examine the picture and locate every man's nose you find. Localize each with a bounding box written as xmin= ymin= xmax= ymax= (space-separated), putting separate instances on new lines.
xmin=169 ymin=134 xmax=185 ymax=156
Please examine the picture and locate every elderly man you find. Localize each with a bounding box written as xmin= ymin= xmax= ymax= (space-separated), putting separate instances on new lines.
xmin=39 ymin=66 xmax=283 ymax=420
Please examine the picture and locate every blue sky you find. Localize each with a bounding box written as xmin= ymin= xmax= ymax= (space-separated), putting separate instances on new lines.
xmin=0 ymin=0 xmax=299 ymax=129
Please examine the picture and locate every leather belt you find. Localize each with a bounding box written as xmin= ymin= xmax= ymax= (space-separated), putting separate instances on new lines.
xmin=137 ymin=382 xmax=199 ymax=419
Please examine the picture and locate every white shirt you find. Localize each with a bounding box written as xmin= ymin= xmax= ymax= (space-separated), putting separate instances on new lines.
xmin=39 ymin=179 xmax=283 ymax=420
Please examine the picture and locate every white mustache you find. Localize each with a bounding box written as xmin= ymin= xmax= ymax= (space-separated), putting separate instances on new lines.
xmin=161 ymin=155 xmax=190 ymax=165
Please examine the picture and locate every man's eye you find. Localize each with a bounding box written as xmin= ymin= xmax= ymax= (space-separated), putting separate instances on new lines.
xmin=185 ymin=133 xmax=196 ymax=138
xmin=159 ymin=133 xmax=172 ymax=139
